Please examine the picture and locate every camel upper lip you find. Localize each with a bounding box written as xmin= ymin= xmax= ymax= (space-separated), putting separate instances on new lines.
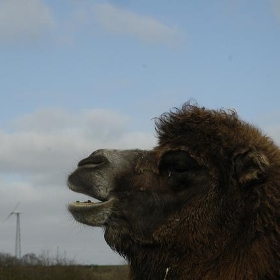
xmin=67 ymin=179 xmax=113 ymax=211
xmin=67 ymin=176 xmax=114 ymax=211
xmin=67 ymin=177 xmax=109 ymax=203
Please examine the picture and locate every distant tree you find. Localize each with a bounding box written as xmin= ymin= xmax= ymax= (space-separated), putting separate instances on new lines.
xmin=0 ymin=253 xmax=20 ymax=266
xmin=21 ymin=253 xmax=41 ymax=266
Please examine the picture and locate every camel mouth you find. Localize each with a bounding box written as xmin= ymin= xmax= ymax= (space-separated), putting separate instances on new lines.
xmin=67 ymin=150 xmax=127 ymax=226
xmin=67 ymin=179 xmax=116 ymax=226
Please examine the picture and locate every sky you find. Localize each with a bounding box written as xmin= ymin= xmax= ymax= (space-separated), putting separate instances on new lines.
xmin=0 ymin=0 xmax=280 ymax=265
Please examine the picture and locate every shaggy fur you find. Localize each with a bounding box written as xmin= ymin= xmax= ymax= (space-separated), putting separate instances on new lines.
xmin=68 ymin=103 xmax=280 ymax=280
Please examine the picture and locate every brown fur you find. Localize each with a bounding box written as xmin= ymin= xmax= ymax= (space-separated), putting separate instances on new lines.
xmin=69 ymin=103 xmax=280 ymax=279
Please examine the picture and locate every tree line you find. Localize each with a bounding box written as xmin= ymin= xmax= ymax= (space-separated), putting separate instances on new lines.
xmin=0 ymin=252 xmax=129 ymax=280
xmin=0 ymin=251 xmax=75 ymax=266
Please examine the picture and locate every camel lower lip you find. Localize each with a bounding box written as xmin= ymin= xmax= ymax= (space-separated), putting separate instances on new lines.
xmin=68 ymin=197 xmax=116 ymax=226
xmin=68 ymin=199 xmax=110 ymax=211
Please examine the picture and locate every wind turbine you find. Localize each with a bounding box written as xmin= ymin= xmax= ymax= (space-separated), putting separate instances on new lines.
xmin=3 ymin=202 xmax=22 ymax=259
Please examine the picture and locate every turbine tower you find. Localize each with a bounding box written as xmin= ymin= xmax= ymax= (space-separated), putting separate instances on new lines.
xmin=3 ymin=203 xmax=22 ymax=259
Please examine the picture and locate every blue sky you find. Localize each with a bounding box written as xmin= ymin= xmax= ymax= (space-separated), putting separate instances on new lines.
xmin=0 ymin=0 xmax=280 ymax=265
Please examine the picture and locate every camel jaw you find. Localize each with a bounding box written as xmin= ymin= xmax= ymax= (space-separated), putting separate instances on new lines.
xmin=68 ymin=198 xmax=116 ymax=226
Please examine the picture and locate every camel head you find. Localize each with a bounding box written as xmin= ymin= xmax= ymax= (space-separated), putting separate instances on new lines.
xmin=67 ymin=103 xmax=280 ymax=280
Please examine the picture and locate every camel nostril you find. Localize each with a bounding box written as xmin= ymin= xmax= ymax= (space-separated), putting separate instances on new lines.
xmin=78 ymin=154 xmax=108 ymax=167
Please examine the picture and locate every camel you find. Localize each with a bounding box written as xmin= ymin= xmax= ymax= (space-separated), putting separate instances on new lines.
xmin=68 ymin=103 xmax=280 ymax=280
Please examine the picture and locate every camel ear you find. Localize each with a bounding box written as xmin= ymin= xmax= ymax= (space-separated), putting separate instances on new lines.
xmin=233 ymin=148 xmax=269 ymax=185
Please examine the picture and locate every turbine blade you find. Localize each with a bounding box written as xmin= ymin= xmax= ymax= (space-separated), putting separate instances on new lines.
xmin=2 ymin=212 xmax=13 ymax=223
xmin=12 ymin=202 xmax=20 ymax=213
xmin=2 ymin=203 xmax=20 ymax=223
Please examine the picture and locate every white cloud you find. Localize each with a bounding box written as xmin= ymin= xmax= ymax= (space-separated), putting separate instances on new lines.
xmin=0 ymin=108 xmax=155 ymax=174
xmin=0 ymin=1 xmax=184 ymax=46
xmin=93 ymin=3 xmax=184 ymax=45
xmin=0 ymin=0 xmax=56 ymax=44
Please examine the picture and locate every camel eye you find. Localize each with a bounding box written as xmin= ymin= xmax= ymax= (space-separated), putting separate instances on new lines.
xmin=170 ymin=162 xmax=189 ymax=174
xmin=159 ymin=151 xmax=205 ymax=191
xmin=173 ymin=167 xmax=188 ymax=174
xmin=159 ymin=150 xmax=199 ymax=177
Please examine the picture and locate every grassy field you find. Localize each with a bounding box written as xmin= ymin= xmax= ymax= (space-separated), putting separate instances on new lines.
xmin=0 ymin=265 xmax=130 ymax=280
